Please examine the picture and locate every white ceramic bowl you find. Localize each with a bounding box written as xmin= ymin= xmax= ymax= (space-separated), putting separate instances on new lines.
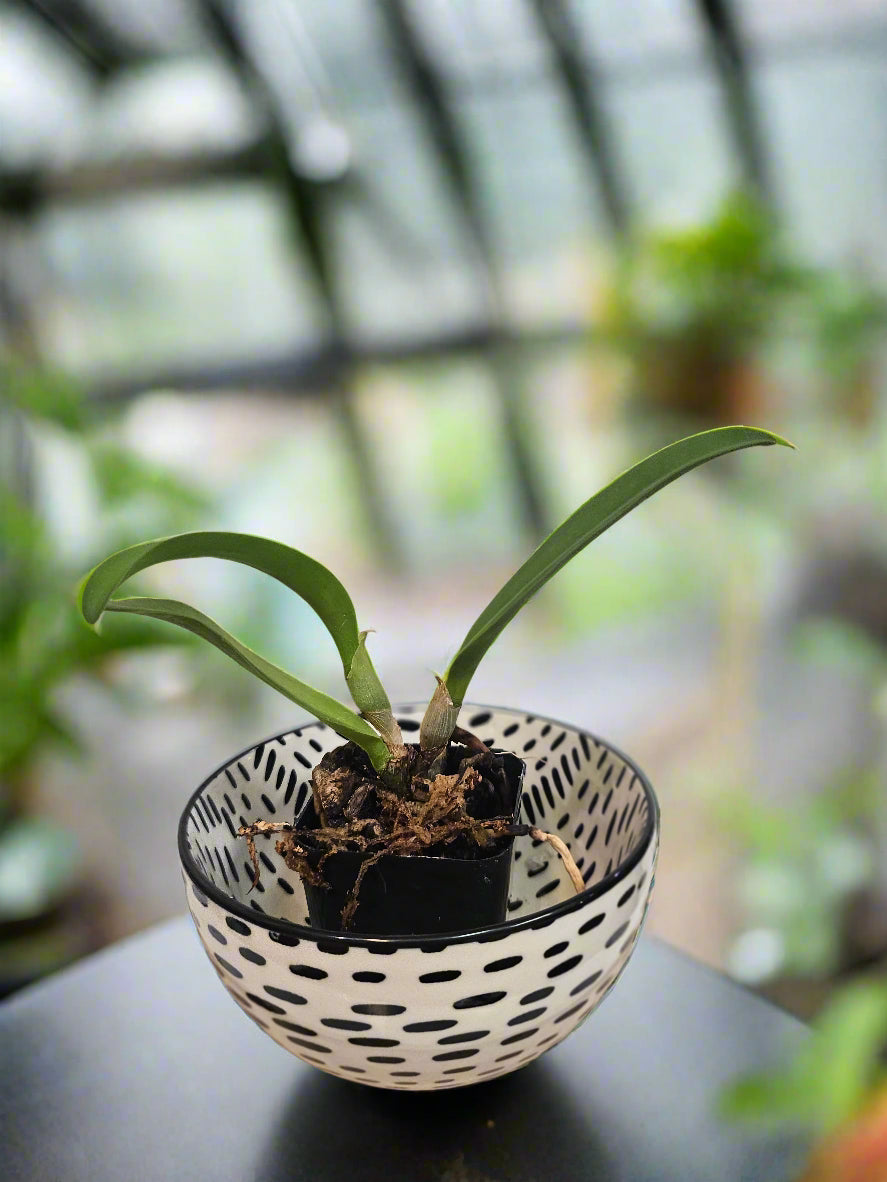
xmin=179 ymin=705 xmax=659 ymax=1091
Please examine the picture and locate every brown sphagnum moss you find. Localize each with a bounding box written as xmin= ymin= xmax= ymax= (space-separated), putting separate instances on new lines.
xmin=80 ymin=427 xmax=792 ymax=928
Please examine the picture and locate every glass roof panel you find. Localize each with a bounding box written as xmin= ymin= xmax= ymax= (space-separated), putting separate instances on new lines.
xmin=81 ymin=0 xmax=206 ymax=53
xmin=31 ymin=183 xmax=325 ymax=376
xmin=0 ymin=12 xmax=93 ymax=167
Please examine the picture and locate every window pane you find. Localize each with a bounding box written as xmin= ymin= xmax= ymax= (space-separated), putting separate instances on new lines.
xmin=33 ymin=185 xmax=325 ymax=374
xmin=755 ymin=53 xmax=887 ymax=276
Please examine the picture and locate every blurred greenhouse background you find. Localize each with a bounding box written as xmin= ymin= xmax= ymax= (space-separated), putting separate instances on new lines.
xmin=3 ymin=0 xmax=887 ymax=1110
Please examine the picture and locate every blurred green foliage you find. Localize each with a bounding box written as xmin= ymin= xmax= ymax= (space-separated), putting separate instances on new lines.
xmin=725 ymin=772 xmax=877 ymax=982
xmin=721 ymin=620 xmax=887 ymax=1167
xmin=0 ymin=361 xmax=217 ymax=969
xmin=808 ymin=271 xmax=887 ymax=427
xmin=810 ymin=273 xmax=887 ymax=382
xmin=1 ymin=363 xmax=209 ymax=793
xmin=599 ymin=193 xmax=805 ymax=420
xmin=599 ymin=191 xmax=885 ymax=427
xmin=604 ymin=192 xmax=807 ymax=348
xmin=725 ymin=620 xmax=887 ymax=985
xmin=723 ymin=978 xmax=887 ymax=1135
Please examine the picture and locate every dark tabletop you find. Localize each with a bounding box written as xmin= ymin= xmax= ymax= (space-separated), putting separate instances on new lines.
xmin=1 ymin=916 xmax=807 ymax=1182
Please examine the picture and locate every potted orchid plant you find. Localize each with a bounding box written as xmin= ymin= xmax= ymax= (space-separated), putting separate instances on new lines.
xmin=80 ymin=426 xmax=790 ymax=935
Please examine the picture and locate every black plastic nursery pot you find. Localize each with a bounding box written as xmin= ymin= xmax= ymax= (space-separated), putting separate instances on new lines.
xmin=299 ymin=750 xmax=526 ymax=936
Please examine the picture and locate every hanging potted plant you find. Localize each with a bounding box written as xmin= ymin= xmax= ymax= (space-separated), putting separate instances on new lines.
xmin=80 ymin=426 xmax=790 ymax=1090
xmin=598 ymin=193 xmax=808 ymax=427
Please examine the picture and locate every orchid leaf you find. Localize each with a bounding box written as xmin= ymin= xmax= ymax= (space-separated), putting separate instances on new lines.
xmin=80 ymin=531 xmax=359 ymax=664
xmin=444 ymin=426 xmax=792 ymax=706
xmin=79 ymin=531 xmax=394 ymax=727
xmin=100 ymin=597 xmax=389 ymax=770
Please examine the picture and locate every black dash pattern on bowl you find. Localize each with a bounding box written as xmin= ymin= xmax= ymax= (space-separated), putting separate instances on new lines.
xmin=179 ymin=706 xmax=659 ymax=1093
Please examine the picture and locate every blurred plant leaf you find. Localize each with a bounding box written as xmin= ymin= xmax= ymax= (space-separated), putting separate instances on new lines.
xmin=444 ymin=426 xmax=793 ymax=706
xmin=1 ymin=362 xmax=86 ymax=431
xmin=722 ymin=758 xmax=881 ymax=982
xmin=809 ymin=273 xmax=887 ymax=378
xmin=0 ymin=692 xmax=82 ymax=785
xmin=716 ymin=766 xmax=879 ymax=861
xmin=644 ymin=191 xmax=813 ymax=314
xmin=0 ymin=487 xmax=45 ymax=560
xmin=723 ymin=981 xmax=887 ymax=1134
xmin=0 ymin=592 xmax=190 ymax=786
xmin=793 ymin=618 xmax=887 ymax=684
xmin=87 ymin=441 xmax=210 ymax=516
xmin=712 ymin=787 xmax=796 ymax=856
xmin=0 ymin=365 xmax=216 ymax=787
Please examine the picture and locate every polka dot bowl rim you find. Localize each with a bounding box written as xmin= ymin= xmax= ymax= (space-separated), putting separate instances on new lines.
xmin=177 ymin=704 xmax=659 ymax=947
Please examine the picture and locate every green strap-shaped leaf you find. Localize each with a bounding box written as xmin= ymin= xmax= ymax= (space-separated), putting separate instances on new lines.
xmin=79 ymin=531 xmax=396 ymax=727
xmin=80 ymin=531 xmax=359 ymax=664
xmin=445 ymin=426 xmax=793 ymax=706
xmin=101 ymin=597 xmax=390 ymax=771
